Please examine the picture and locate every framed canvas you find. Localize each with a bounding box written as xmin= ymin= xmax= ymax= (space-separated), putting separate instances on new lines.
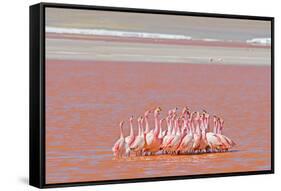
xmin=29 ymin=2 xmax=274 ymax=188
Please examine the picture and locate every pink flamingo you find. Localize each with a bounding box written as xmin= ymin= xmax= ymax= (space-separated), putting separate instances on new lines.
xmin=181 ymin=106 xmax=190 ymax=120
xmin=177 ymin=112 xmax=195 ymax=154
xmin=217 ymin=117 xmax=224 ymax=134
xmin=165 ymin=117 xmax=179 ymax=152
xmin=192 ymin=112 xmax=202 ymax=152
xmin=166 ymin=117 xmax=186 ymax=154
xmin=164 ymin=107 xmax=178 ymax=140
xmin=144 ymin=107 xmax=162 ymax=154
xmin=198 ymin=114 xmax=209 ymax=152
xmin=203 ymin=110 xmax=210 ymax=131
xmin=112 ymin=107 xmax=236 ymax=157
xmin=161 ymin=115 xmax=172 ymax=151
xmin=112 ymin=121 xmax=126 ymax=158
xmin=213 ymin=115 xmax=218 ymax=134
xmin=125 ymin=116 xmax=135 ymax=147
xmin=206 ymin=116 xmax=224 ymax=152
xmin=130 ymin=116 xmax=146 ymax=156
xmin=158 ymin=118 xmax=167 ymax=139
xmin=220 ymin=119 xmax=235 ymax=147
xmin=161 ymin=113 xmax=177 ymax=153
xmin=144 ymin=109 xmax=152 ymax=134
xmin=207 ymin=115 xmax=229 ymax=151
xmin=215 ymin=117 xmax=236 ymax=151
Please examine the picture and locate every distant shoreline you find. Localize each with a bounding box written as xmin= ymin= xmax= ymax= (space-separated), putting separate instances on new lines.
xmin=46 ymin=35 xmax=271 ymax=66
xmin=46 ymin=59 xmax=271 ymax=68
xmin=46 ymin=32 xmax=271 ymax=49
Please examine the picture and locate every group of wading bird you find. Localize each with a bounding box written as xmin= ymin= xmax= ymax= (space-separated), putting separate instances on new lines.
xmin=112 ymin=107 xmax=235 ymax=158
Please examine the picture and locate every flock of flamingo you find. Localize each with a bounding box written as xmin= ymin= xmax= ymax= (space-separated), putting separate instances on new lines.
xmin=112 ymin=107 xmax=235 ymax=158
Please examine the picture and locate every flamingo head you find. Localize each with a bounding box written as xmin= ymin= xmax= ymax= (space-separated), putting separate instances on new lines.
xmin=203 ymin=110 xmax=210 ymax=118
xmin=172 ymin=107 xmax=178 ymax=115
xmin=144 ymin=109 xmax=152 ymax=117
xmin=140 ymin=116 xmax=144 ymax=124
xmin=119 ymin=121 xmax=125 ymax=127
xmin=182 ymin=106 xmax=189 ymax=115
xmin=154 ymin=107 xmax=162 ymax=116
xmin=168 ymin=110 xmax=173 ymax=116
xmin=194 ymin=112 xmax=200 ymax=120
xmin=172 ymin=113 xmax=177 ymax=120
xmin=219 ymin=117 xmax=224 ymax=124
xmin=188 ymin=112 xmax=193 ymax=121
xmin=156 ymin=107 xmax=162 ymax=112
xmin=137 ymin=116 xmax=142 ymax=122
xmin=205 ymin=112 xmax=210 ymax=119
xmin=129 ymin=115 xmax=134 ymax=122
xmin=213 ymin=115 xmax=217 ymax=122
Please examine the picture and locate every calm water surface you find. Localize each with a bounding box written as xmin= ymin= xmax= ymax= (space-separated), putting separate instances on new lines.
xmin=46 ymin=60 xmax=271 ymax=184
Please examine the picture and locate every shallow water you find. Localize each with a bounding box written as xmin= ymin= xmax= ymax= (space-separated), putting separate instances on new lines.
xmin=46 ymin=60 xmax=271 ymax=184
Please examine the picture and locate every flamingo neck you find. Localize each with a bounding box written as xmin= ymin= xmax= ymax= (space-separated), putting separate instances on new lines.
xmin=137 ymin=121 xmax=141 ymax=136
xmin=196 ymin=120 xmax=201 ymax=135
xmin=159 ymin=121 xmax=163 ymax=136
xmin=186 ymin=121 xmax=190 ymax=134
xmin=181 ymin=125 xmax=185 ymax=134
xmin=140 ymin=121 xmax=144 ymax=136
xmin=167 ymin=119 xmax=171 ymax=135
xmin=201 ymin=119 xmax=206 ymax=135
xmin=199 ymin=120 xmax=203 ymax=130
xmin=217 ymin=122 xmax=221 ymax=134
xmin=190 ymin=120 xmax=194 ymax=134
xmin=154 ymin=114 xmax=160 ymax=136
xmin=176 ymin=120 xmax=180 ymax=135
xmin=218 ymin=122 xmax=222 ymax=134
xmin=144 ymin=116 xmax=149 ymax=133
xmin=173 ymin=119 xmax=177 ymax=135
xmin=213 ymin=121 xmax=217 ymax=133
xmin=120 ymin=124 xmax=124 ymax=138
xmin=201 ymin=128 xmax=206 ymax=139
xmin=129 ymin=120 xmax=134 ymax=136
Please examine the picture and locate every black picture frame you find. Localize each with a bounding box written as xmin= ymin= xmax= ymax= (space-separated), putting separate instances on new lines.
xmin=29 ymin=2 xmax=275 ymax=188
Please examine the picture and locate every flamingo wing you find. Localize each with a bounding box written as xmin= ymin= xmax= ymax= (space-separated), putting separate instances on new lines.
xmin=125 ymin=135 xmax=135 ymax=147
xmin=222 ymin=135 xmax=236 ymax=147
xmin=130 ymin=136 xmax=145 ymax=151
xmin=112 ymin=138 xmax=122 ymax=152
xmin=178 ymin=134 xmax=193 ymax=151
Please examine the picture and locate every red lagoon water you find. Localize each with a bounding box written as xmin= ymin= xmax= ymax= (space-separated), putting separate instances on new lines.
xmin=46 ymin=60 xmax=271 ymax=184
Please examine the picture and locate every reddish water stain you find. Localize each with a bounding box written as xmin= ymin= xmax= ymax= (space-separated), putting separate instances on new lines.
xmin=46 ymin=60 xmax=271 ymax=184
